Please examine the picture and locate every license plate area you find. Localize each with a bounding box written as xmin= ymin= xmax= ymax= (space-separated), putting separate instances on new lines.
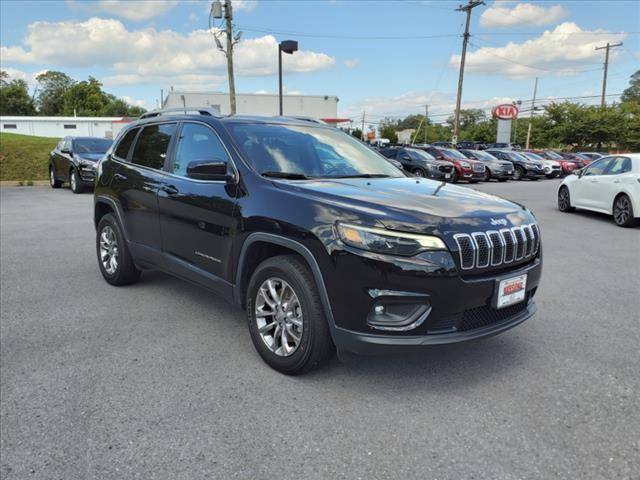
xmin=494 ymin=274 xmax=527 ymax=309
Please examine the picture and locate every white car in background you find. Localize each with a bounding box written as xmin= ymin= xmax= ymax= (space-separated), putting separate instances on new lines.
xmin=522 ymin=151 xmax=562 ymax=178
xmin=557 ymin=154 xmax=640 ymax=227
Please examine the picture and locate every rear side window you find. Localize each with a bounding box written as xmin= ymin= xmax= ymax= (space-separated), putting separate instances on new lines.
xmin=606 ymin=157 xmax=631 ymax=175
xmin=114 ymin=128 xmax=139 ymax=160
xmin=173 ymin=123 xmax=229 ymax=177
xmin=131 ymin=123 xmax=176 ymax=170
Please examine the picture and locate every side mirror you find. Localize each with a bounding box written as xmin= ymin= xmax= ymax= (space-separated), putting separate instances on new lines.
xmin=61 ymin=148 xmax=72 ymax=155
xmin=573 ymin=169 xmax=583 ymax=177
xmin=401 ymin=155 xmax=411 ymax=161
xmin=186 ymin=158 xmax=229 ymax=181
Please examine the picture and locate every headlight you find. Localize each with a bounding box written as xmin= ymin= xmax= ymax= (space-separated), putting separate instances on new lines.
xmin=336 ymin=223 xmax=447 ymax=256
xmin=459 ymin=161 xmax=471 ymax=168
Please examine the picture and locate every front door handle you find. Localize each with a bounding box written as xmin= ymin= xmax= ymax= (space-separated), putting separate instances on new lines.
xmin=161 ymin=184 xmax=179 ymax=195
xmin=113 ymin=173 xmax=127 ymax=182
xmin=613 ymin=180 xmax=620 ymax=184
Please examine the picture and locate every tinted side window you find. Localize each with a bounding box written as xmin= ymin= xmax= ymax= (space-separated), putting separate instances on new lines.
xmin=605 ymin=157 xmax=631 ymax=175
xmin=583 ymin=158 xmax=611 ymax=176
xmin=173 ymin=123 xmax=229 ymax=176
xmin=114 ymin=128 xmax=139 ymax=160
xmin=131 ymin=123 xmax=176 ymax=170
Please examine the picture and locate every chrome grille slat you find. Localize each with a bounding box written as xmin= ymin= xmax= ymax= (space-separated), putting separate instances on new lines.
xmin=455 ymin=223 xmax=539 ymax=270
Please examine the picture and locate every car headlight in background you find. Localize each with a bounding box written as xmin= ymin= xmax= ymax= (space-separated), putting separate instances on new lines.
xmin=459 ymin=161 xmax=471 ymax=168
xmin=336 ymin=223 xmax=447 ymax=256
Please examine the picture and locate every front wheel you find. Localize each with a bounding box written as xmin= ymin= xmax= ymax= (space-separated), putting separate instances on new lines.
xmin=96 ymin=213 xmax=141 ymax=285
xmin=558 ymin=186 xmax=574 ymax=212
xmin=70 ymin=169 xmax=83 ymax=194
xmin=483 ymin=168 xmax=491 ymax=182
xmin=513 ymin=166 xmax=524 ymax=181
xmin=411 ymin=168 xmax=425 ymax=177
xmin=451 ymin=169 xmax=459 ymax=183
xmin=613 ymin=194 xmax=638 ymax=227
xmin=247 ymin=255 xmax=334 ymax=374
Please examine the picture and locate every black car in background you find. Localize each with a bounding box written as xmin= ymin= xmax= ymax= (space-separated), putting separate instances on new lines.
xmin=380 ymin=146 xmax=454 ymax=180
xmin=485 ymin=149 xmax=545 ymax=180
xmin=49 ymin=136 xmax=113 ymax=193
xmin=457 ymin=141 xmax=486 ymax=150
xmin=94 ymin=110 xmax=542 ymax=374
xmin=459 ymin=149 xmax=513 ymax=181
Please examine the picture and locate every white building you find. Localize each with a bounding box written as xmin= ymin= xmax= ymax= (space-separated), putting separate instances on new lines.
xmin=0 ymin=116 xmax=132 ymax=138
xmin=163 ymin=91 xmax=339 ymax=120
xmin=396 ymin=129 xmax=416 ymax=145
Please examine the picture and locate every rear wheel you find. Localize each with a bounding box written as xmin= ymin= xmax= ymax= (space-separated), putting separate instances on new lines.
xmin=49 ymin=166 xmax=62 ymax=188
xmin=96 ymin=213 xmax=141 ymax=285
xmin=613 ymin=194 xmax=637 ymax=227
xmin=513 ymin=166 xmax=524 ymax=181
xmin=247 ymin=255 xmax=334 ymax=374
xmin=70 ymin=169 xmax=83 ymax=194
xmin=558 ymin=186 xmax=574 ymax=212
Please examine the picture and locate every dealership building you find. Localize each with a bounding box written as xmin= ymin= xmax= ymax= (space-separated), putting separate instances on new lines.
xmin=0 ymin=116 xmax=132 ymax=139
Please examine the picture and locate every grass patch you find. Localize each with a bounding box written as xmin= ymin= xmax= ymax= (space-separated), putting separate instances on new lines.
xmin=0 ymin=132 xmax=59 ymax=182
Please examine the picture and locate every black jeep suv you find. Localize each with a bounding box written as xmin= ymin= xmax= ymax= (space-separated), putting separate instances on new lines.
xmin=49 ymin=136 xmax=113 ymax=193
xmin=94 ymin=109 xmax=542 ymax=374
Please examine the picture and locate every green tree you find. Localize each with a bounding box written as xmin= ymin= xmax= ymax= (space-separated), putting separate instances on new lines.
xmin=62 ymin=76 xmax=110 ymax=116
xmin=0 ymin=72 xmax=36 ymax=115
xmin=35 ymin=70 xmax=74 ymax=115
xmin=621 ymin=70 xmax=640 ymax=104
xmin=101 ymin=94 xmax=145 ymax=117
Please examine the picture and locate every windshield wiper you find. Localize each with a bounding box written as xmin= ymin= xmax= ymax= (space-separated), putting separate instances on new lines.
xmin=329 ymin=173 xmax=391 ymax=178
xmin=261 ymin=171 xmax=311 ymax=180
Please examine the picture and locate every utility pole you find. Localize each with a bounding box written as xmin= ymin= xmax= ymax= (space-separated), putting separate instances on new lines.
xmin=452 ymin=0 xmax=484 ymax=146
xmin=595 ymin=42 xmax=622 ymax=108
xmin=361 ymin=112 xmax=366 ymax=142
xmin=424 ymin=104 xmax=429 ymax=144
xmin=223 ymin=0 xmax=237 ymax=114
xmin=525 ymin=77 xmax=538 ymax=150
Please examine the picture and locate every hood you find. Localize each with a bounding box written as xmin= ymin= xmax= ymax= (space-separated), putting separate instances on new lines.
xmin=273 ymin=177 xmax=533 ymax=236
xmin=77 ymin=153 xmax=104 ymax=162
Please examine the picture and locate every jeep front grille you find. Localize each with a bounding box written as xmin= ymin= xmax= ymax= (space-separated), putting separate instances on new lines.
xmin=454 ymin=224 xmax=540 ymax=270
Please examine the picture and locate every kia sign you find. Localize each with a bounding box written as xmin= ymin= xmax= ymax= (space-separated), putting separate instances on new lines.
xmin=492 ymin=104 xmax=519 ymax=120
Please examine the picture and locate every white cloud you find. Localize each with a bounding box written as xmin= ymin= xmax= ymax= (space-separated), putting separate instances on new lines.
xmin=67 ymin=0 xmax=178 ymax=21
xmin=344 ymin=58 xmax=360 ymax=69
xmin=0 ymin=67 xmax=49 ymax=87
xmin=340 ymin=90 xmax=514 ymax=121
xmin=451 ymin=22 xmax=627 ymax=79
xmin=233 ymin=0 xmax=258 ymax=12
xmin=120 ymin=95 xmax=148 ymax=108
xmin=1 ymin=17 xmax=335 ymax=87
xmin=480 ymin=1 xmax=568 ymax=28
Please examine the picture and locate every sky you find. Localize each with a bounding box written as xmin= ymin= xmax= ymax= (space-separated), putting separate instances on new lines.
xmin=1 ymin=0 xmax=638 ymax=129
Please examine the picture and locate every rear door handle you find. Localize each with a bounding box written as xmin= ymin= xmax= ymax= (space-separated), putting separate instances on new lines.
xmin=113 ymin=173 xmax=127 ymax=182
xmin=161 ymin=184 xmax=179 ymax=195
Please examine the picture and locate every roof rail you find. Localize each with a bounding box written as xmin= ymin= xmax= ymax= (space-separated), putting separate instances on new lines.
xmin=139 ymin=107 xmax=221 ymax=120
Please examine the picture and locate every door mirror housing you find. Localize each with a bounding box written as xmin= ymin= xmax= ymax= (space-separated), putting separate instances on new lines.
xmin=61 ymin=148 xmax=72 ymax=155
xmin=186 ymin=158 xmax=230 ymax=181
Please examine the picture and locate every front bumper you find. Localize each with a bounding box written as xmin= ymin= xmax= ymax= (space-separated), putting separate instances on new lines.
xmin=334 ymin=300 xmax=536 ymax=354
xmin=324 ymin=246 xmax=542 ymax=354
xmin=79 ymin=166 xmax=97 ymax=184
xmin=491 ymin=168 xmax=514 ymax=179
xmin=524 ymin=168 xmax=546 ymax=178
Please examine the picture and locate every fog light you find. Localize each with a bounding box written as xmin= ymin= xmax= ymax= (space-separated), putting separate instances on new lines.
xmin=366 ymin=298 xmax=431 ymax=332
xmin=374 ymin=305 xmax=385 ymax=315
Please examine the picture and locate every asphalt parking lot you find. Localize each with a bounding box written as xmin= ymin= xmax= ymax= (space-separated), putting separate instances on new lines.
xmin=1 ymin=180 xmax=638 ymax=480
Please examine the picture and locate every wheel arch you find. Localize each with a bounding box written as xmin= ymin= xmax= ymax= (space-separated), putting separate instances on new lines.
xmin=234 ymin=233 xmax=337 ymax=338
xmin=94 ymin=196 xmax=131 ymax=243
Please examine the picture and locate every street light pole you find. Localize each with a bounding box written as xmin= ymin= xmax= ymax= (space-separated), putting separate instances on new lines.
xmin=278 ymin=40 xmax=298 ymax=116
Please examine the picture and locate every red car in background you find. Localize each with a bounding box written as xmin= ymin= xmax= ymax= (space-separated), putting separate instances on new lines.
xmin=560 ymin=152 xmax=590 ymax=168
xmin=533 ymin=150 xmax=577 ymax=175
xmin=417 ymin=146 xmax=485 ymax=183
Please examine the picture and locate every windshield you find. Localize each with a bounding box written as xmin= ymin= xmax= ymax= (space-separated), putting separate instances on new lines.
xmin=228 ymin=123 xmax=405 ymax=178
xmin=407 ymin=148 xmax=435 ymax=162
xmin=544 ymin=150 xmax=563 ymax=160
xmin=73 ymin=138 xmax=113 ymax=154
xmin=469 ymin=150 xmax=497 ymax=162
xmin=441 ymin=148 xmax=469 ymax=160
xmin=506 ymin=151 xmax=530 ymax=162
xmin=522 ymin=152 xmax=544 ymax=161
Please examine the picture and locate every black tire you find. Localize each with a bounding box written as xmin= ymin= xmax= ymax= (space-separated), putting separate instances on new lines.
xmin=49 ymin=166 xmax=62 ymax=188
xmin=411 ymin=167 xmax=425 ymax=177
xmin=70 ymin=168 xmax=84 ymax=194
xmin=96 ymin=213 xmax=141 ymax=286
xmin=498 ymin=178 xmax=508 ymax=182
xmin=469 ymin=180 xmax=479 ymax=184
xmin=513 ymin=166 xmax=524 ymax=181
xmin=246 ymin=255 xmax=334 ymax=375
xmin=452 ymin=169 xmax=459 ymax=183
xmin=613 ymin=194 xmax=638 ymax=227
xmin=558 ymin=186 xmax=575 ymax=213
xmin=483 ymin=168 xmax=491 ymax=182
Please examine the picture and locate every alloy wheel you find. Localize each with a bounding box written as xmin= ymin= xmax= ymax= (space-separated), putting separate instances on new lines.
xmin=614 ymin=196 xmax=630 ymax=225
xmin=255 ymin=277 xmax=303 ymax=357
xmin=558 ymin=188 xmax=570 ymax=210
xmin=99 ymin=226 xmax=119 ymax=275
xmin=70 ymin=171 xmax=77 ymax=191
xmin=413 ymin=169 xmax=424 ymax=177
xmin=514 ymin=167 xmax=523 ymax=180
xmin=50 ymin=169 xmax=55 ymax=186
